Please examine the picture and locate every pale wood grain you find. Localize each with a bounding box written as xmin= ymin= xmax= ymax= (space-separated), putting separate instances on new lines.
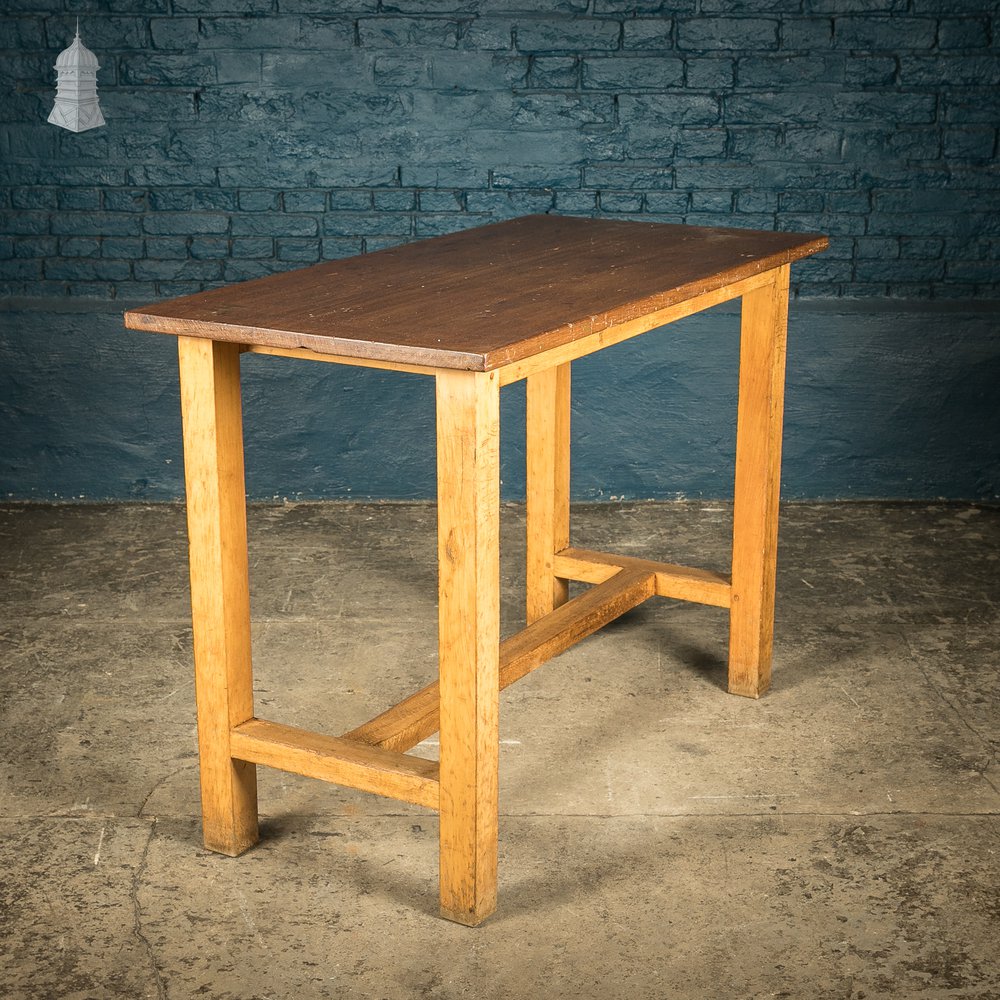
xmin=177 ymin=336 xmax=259 ymax=856
xmin=242 ymin=343 xmax=439 ymax=379
xmin=435 ymin=369 xmax=501 ymax=925
xmin=145 ymin=219 xmax=824 ymax=924
xmin=553 ymin=547 xmax=732 ymax=608
xmin=342 ymin=568 xmax=658 ymax=755
xmin=728 ymin=265 xmax=791 ymax=698
xmin=230 ymin=718 xmax=440 ymax=810
xmin=500 ymin=568 xmax=656 ymax=688
xmin=342 ymin=680 xmax=439 ymax=756
xmin=525 ymin=363 xmax=571 ymax=623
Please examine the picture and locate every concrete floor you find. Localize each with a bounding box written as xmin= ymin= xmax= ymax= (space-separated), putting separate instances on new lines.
xmin=1 ymin=501 xmax=998 ymax=1000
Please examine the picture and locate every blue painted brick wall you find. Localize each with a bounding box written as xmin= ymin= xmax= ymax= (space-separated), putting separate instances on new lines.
xmin=1 ymin=0 xmax=997 ymax=302
xmin=1 ymin=1 xmax=998 ymax=502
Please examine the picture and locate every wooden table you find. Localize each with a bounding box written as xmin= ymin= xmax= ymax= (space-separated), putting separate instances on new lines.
xmin=125 ymin=214 xmax=826 ymax=925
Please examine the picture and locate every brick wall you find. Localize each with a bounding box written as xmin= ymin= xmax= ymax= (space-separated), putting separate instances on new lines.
xmin=2 ymin=2 xmax=999 ymax=501
xmin=2 ymin=0 xmax=997 ymax=303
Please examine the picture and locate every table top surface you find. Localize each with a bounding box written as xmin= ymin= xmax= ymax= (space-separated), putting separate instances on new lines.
xmin=125 ymin=215 xmax=827 ymax=371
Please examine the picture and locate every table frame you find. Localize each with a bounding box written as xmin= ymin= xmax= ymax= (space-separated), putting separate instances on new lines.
xmin=176 ymin=263 xmax=790 ymax=925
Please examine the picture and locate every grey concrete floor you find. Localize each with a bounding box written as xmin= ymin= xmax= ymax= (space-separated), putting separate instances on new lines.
xmin=1 ymin=501 xmax=998 ymax=1000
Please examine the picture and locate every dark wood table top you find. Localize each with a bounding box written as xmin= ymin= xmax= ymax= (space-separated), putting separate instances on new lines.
xmin=125 ymin=215 xmax=827 ymax=371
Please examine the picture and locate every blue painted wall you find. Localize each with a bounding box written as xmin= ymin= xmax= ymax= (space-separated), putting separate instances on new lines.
xmin=1 ymin=1 xmax=997 ymax=500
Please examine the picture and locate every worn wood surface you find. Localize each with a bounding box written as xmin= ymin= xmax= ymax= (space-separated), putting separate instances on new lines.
xmin=553 ymin=547 xmax=732 ymax=608
xmin=153 ymin=217 xmax=826 ymax=926
xmin=177 ymin=336 xmax=259 ymax=856
xmin=494 ymin=268 xmax=775 ymax=386
xmin=435 ymin=370 xmax=501 ymax=925
xmin=525 ymin=363 xmax=571 ymax=623
xmin=230 ymin=718 xmax=440 ymax=810
xmin=242 ymin=343 xmax=440 ymax=379
xmin=343 ymin=568 xmax=657 ymax=756
xmin=500 ymin=569 xmax=656 ymax=688
xmin=125 ymin=215 xmax=827 ymax=372
xmin=728 ymin=265 xmax=791 ymax=698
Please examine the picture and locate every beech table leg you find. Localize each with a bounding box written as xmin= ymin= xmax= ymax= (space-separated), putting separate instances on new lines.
xmin=728 ymin=265 xmax=791 ymax=699
xmin=525 ymin=362 xmax=571 ymax=624
xmin=435 ymin=369 xmax=501 ymax=925
xmin=177 ymin=336 xmax=259 ymax=855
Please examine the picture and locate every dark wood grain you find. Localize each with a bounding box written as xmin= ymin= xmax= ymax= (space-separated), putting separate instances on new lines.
xmin=124 ymin=215 xmax=827 ymax=371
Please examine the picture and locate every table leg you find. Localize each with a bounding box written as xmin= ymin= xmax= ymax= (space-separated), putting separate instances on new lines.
xmin=525 ymin=363 xmax=571 ymax=624
xmin=728 ymin=265 xmax=791 ymax=699
xmin=435 ymin=369 xmax=501 ymax=925
xmin=177 ymin=337 xmax=259 ymax=855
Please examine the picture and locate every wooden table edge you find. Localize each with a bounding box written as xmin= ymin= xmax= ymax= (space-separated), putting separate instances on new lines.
xmin=122 ymin=309 xmax=489 ymax=371
xmin=123 ymin=231 xmax=826 ymax=375
xmin=482 ymin=237 xmax=828 ymax=370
